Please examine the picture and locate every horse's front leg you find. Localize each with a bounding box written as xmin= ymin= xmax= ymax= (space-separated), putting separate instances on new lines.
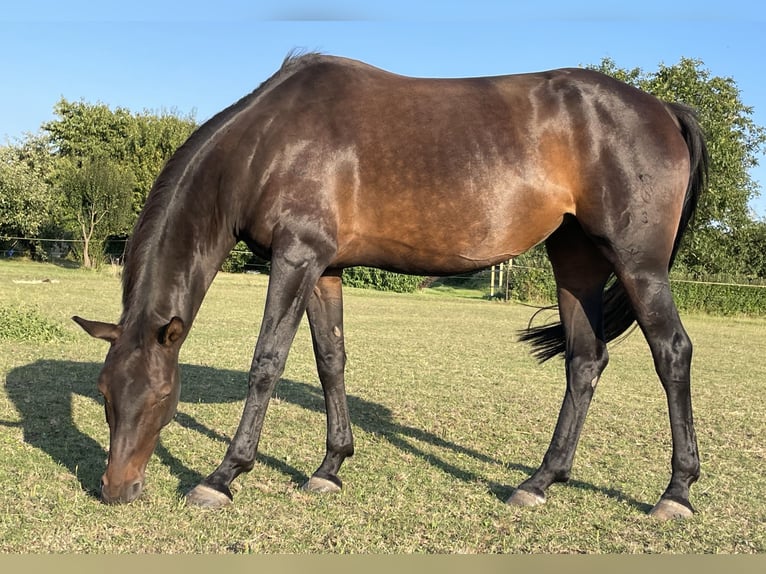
xmin=302 ymin=272 xmax=354 ymax=493
xmin=185 ymin=240 xmax=332 ymax=508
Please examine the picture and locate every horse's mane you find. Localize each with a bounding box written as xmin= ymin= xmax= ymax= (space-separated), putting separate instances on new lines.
xmin=120 ymin=51 xmax=326 ymax=324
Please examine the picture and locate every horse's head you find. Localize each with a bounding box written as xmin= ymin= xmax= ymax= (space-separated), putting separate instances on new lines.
xmin=72 ymin=315 xmax=185 ymax=504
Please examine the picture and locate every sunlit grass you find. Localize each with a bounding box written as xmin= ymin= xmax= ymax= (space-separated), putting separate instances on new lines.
xmin=1 ymin=259 xmax=764 ymax=553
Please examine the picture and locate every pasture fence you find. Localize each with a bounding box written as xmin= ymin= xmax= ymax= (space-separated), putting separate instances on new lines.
xmin=2 ymin=236 xmax=765 ymax=315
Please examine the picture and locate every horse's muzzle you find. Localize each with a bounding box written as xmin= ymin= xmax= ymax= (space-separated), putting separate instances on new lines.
xmin=100 ymin=474 xmax=144 ymax=504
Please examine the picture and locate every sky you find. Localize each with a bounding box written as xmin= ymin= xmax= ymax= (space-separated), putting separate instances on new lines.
xmin=2 ymin=0 xmax=765 ymax=216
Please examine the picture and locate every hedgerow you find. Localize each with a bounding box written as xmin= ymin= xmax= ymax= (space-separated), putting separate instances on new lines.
xmin=671 ymin=280 xmax=766 ymax=315
xmin=342 ymin=267 xmax=425 ymax=293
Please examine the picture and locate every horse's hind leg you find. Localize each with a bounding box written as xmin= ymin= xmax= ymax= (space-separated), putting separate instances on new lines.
xmin=508 ymin=218 xmax=612 ymax=507
xmin=302 ymin=272 xmax=354 ymax=493
xmin=612 ymin=267 xmax=700 ymax=519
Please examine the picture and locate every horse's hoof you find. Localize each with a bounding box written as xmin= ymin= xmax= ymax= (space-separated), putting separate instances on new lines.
xmin=185 ymin=484 xmax=232 ymax=509
xmin=301 ymin=476 xmax=342 ymax=494
xmin=506 ymin=488 xmax=546 ymax=507
xmin=649 ymin=498 xmax=694 ymax=520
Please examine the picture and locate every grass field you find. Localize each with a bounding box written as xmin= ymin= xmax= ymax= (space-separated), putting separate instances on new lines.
xmin=0 ymin=259 xmax=765 ymax=553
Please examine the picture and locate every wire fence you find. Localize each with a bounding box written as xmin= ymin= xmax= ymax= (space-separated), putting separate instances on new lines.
xmin=3 ymin=236 xmax=766 ymax=294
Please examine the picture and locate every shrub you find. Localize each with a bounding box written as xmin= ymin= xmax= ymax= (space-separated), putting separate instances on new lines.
xmin=221 ymin=242 xmax=254 ymax=273
xmin=671 ymin=280 xmax=766 ymax=315
xmin=220 ymin=241 xmax=270 ymax=274
xmin=342 ymin=267 xmax=425 ymax=293
xmin=504 ymin=246 xmax=557 ymax=304
xmin=506 ymin=264 xmax=557 ymax=304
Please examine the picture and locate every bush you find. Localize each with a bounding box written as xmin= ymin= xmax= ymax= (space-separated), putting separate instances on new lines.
xmin=220 ymin=241 xmax=271 ymax=274
xmin=506 ymin=264 xmax=557 ymax=304
xmin=342 ymin=267 xmax=425 ymax=293
xmin=505 ymin=246 xmax=557 ymax=304
xmin=503 ymin=265 xmax=766 ymax=316
xmin=221 ymin=242 xmax=254 ymax=273
xmin=488 ymin=250 xmax=766 ymax=316
xmin=671 ymin=280 xmax=766 ymax=315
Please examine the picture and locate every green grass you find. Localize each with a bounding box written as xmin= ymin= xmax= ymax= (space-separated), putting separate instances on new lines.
xmin=1 ymin=259 xmax=765 ymax=553
xmin=0 ymin=304 xmax=74 ymax=343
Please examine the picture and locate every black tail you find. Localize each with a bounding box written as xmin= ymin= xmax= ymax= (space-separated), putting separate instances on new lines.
xmin=519 ymin=102 xmax=709 ymax=362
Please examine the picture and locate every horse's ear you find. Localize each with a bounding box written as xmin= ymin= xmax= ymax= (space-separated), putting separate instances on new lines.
xmin=158 ymin=316 xmax=185 ymax=347
xmin=72 ymin=316 xmax=122 ymax=343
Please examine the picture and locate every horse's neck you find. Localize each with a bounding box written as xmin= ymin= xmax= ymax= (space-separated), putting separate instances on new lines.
xmin=120 ymin=86 xmax=269 ymax=331
xmin=120 ymin=188 xmax=236 ymax=330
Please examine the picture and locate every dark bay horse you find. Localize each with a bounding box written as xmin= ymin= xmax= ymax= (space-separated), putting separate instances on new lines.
xmin=73 ymin=53 xmax=708 ymax=520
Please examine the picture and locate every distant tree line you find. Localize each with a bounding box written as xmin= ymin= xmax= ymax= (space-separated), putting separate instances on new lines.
xmin=1 ymin=57 xmax=765 ymax=282
xmin=1 ymin=100 xmax=196 ymax=267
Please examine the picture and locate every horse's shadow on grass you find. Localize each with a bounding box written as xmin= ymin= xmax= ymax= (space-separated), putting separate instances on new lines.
xmin=3 ymin=360 xmax=652 ymax=513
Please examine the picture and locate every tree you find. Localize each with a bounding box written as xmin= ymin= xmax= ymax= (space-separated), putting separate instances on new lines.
xmin=0 ymin=146 xmax=57 ymax=249
xmin=41 ymin=100 xmax=196 ymax=267
xmin=729 ymin=219 xmax=766 ymax=280
xmin=44 ymin=99 xmax=135 ymax=167
xmin=58 ymin=158 xmax=134 ymax=268
xmin=126 ymin=109 xmax=197 ymax=211
xmin=43 ymin=99 xmax=196 ymax=216
xmin=11 ymin=131 xmax=57 ymax=183
xmin=591 ymin=58 xmax=766 ymax=276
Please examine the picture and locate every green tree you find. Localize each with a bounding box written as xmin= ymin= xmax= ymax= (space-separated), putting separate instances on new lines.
xmin=44 ymin=99 xmax=134 ymax=162
xmin=592 ymin=58 xmax=766 ymax=276
xmin=729 ymin=219 xmax=766 ymax=280
xmin=0 ymin=146 xmax=57 ymax=250
xmin=43 ymin=99 xmax=196 ymax=217
xmin=126 ymin=109 xmax=197 ymax=211
xmin=58 ymin=158 xmax=134 ymax=268
xmin=11 ymin=131 xmax=57 ymax=183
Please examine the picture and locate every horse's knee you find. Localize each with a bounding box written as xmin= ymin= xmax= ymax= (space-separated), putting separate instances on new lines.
xmin=316 ymin=349 xmax=345 ymax=379
xmin=249 ymin=354 xmax=284 ymax=391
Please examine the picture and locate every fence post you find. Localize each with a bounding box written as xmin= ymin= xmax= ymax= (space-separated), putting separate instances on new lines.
xmin=489 ymin=260 xmax=513 ymax=300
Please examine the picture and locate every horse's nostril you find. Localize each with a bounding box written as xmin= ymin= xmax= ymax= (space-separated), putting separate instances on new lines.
xmin=100 ymin=478 xmax=117 ymax=504
xmin=128 ymin=480 xmax=143 ymax=501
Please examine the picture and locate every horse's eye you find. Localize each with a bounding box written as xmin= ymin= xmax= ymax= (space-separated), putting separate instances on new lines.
xmin=103 ymin=399 xmax=112 ymax=425
xmin=152 ymin=393 xmax=171 ymax=410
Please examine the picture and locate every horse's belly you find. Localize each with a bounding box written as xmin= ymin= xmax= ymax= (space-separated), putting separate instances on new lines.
xmin=335 ymin=209 xmax=565 ymax=275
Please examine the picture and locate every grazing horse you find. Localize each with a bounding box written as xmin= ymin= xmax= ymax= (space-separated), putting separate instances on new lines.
xmin=73 ymin=53 xmax=708 ymax=520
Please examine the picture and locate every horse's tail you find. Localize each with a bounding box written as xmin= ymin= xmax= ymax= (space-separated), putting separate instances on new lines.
xmin=519 ymin=102 xmax=709 ymax=362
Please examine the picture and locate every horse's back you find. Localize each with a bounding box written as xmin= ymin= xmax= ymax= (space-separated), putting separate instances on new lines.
xmin=245 ymin=56 xmax=690 ymax=274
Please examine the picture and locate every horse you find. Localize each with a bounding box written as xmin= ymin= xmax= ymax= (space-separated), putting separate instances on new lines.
xmin=73 ymin=53 xmax=708 ymax=520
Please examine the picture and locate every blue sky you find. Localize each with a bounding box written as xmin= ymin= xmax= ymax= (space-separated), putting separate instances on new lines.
xmin=2 ymin=0 xmax=765 ymax=216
